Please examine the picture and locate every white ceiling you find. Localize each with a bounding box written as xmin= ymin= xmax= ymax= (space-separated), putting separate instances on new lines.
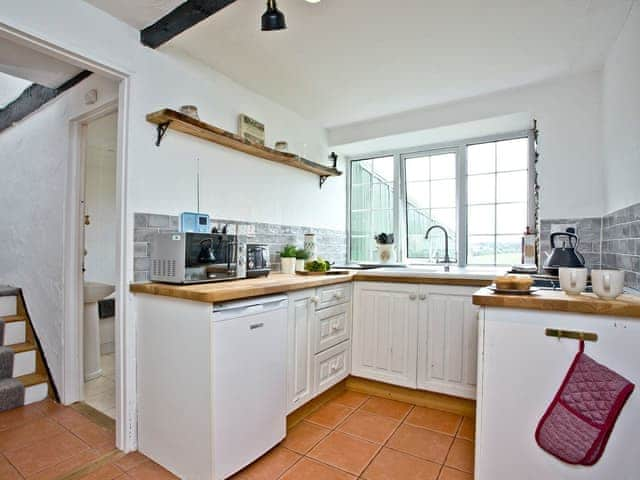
xmin=85 ymin=0 xmax=634 ymax=128
xmin=85 ymin=0 xmax=183 ymax=29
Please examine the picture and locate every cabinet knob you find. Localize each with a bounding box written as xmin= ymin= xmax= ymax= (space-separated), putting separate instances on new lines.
xmin=419 ymin=294 xmax=426 ymax=300
xmin=310 ymin=296 xmax=320 ymax=304
xmin=409 ymin=294 xmax=417 ymax=301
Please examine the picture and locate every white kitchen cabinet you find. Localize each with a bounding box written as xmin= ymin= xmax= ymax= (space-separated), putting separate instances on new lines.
xmin=352 ymin=282 xmax=419 ymax=388
xmin=286 ymin=289 xmax=314 ymax=413
xmin=312 ymin=302 xmax=351 ymax=354
xmin=418 ymin=285 xmax=479 ymax=399
xmin=476 ymin=306 xmax=640 ymax=480
xmin=313 ymin=340 xmax=351 ymax=395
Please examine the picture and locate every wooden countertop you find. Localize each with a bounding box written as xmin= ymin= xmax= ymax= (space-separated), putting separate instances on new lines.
xmin=473 ymin=288 xmax=640 ymax=319
xmin=130 ymin=273 xmax=355 ymax=303
xmin=352 ymin=273 xmax=491 ymax=287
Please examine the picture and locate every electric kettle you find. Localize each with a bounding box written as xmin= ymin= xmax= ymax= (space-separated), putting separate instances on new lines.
xmin=543 ymin=230 xmax=586 ymax=276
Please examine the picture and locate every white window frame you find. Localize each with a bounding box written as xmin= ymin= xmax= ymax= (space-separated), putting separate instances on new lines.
xmin=346 ymin=129 xmax=536 ymax=266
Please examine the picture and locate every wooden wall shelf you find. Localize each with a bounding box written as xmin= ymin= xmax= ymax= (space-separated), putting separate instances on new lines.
xmin=146 ymin=109 xmax=342 ymax=188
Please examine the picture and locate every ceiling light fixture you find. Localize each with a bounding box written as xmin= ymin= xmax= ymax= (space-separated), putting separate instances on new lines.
xmin=261 ymin=0 xmax=287 ymax=31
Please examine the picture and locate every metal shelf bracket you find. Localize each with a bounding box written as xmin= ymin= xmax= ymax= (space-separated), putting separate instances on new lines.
xmin=155 ymin=121 xmax=171 ymax=146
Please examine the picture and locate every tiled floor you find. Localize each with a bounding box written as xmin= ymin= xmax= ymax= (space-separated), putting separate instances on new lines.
xmin=0 ymin=399 xmax=177 ymax=479
xmin=232 ymin=391 xmax=475 ymax=480
xmin=84 ymin=353 xmax=116 ymax=419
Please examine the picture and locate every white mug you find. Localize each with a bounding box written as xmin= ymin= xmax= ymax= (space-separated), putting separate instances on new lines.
xmin=559 ymin=267 xmax=588 ymax=295
xmin=591 ymin=269 xmax=625 ymax=299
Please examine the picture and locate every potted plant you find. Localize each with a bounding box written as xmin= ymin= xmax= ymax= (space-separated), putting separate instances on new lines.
xmin=295 ymin=248 xmax=310 ymax=272
xmin=279 ymin=244 xmax=298 ymax=274
xmin=374 ymin=232 xmax=396 ymax=264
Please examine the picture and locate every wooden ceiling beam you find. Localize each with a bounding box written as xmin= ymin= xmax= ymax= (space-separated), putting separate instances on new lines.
xmin=141 ymin=0 xmax=238 ymax=49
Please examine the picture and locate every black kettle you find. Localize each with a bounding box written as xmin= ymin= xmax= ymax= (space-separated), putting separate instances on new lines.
xmin=543 ymin=230 xmax=586 ymax=276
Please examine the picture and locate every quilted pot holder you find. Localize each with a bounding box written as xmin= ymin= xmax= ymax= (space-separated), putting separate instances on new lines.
xmin=535 ymin=340 xmax=634 ymax=465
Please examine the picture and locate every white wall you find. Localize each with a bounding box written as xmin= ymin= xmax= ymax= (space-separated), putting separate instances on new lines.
xmin=329 ymin=71 xmax=605 ymax=220
xmin=0 ymin=0 xmax=344 ymax=396
xmin=602 ymin=1 xmax=640 ymax=213
xmin=0 ymin=74 xmax=118 ymax=385
xmin=85 ymin=112 xmax=117 ymax=285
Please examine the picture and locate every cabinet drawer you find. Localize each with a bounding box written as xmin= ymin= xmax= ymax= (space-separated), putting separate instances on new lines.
xmin=316 ymin=283 xmax=351 ymax=310
xmin=313 ymin=340 xmax=351 ymax=396
xmin=313 ymin=303 xmax=351 ymax=354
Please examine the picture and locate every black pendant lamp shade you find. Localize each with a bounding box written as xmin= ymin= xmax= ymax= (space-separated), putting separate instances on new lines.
xmin=262 ymin=0 xmax=287 ymax=31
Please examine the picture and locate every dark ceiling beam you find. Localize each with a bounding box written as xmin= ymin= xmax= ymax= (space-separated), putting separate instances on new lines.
xmin=141 ymin=0 xmax=238 ymax=49
xmin=0 ymin=71 xmax=92 ymax=133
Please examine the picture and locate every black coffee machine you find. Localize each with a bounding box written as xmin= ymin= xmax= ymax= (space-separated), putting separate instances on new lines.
xmin=543 ymin=228 xmax=586 ymax=276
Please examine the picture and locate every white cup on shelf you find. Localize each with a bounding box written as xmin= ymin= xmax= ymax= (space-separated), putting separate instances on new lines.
xmin=559 ymin=267 xmax=588 ymax=295
xmin=591 ymin=269 xmax=625 ymax=299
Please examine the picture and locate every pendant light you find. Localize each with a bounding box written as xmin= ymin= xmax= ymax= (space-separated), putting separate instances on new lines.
xmin=262 ymin=0 xmax=287 ymax=31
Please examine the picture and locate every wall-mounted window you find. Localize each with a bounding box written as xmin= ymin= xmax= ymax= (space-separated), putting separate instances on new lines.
xmin=347 ymin=132 xmax=535 ymax=266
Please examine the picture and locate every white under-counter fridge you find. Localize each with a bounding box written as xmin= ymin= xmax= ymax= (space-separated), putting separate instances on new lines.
xmin=137 ymin=293 xmax=288 ymax=480
xmin=476 ymin=306 xmax=640 ymax=480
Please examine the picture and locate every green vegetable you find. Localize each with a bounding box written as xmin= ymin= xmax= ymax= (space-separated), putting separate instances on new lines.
xmin=305 ymin=258 xmax=331 ymax=272
xmin=295 ymin=249 xmax=310 ymax=260
xmin=279 ymin=244 xmax=297 ymax=258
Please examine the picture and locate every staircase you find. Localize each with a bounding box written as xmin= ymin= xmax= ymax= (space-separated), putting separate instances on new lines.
xmin=0 ymin=286 xmax=51 ymax=412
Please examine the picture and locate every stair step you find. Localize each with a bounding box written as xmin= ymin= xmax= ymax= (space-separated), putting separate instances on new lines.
xmin=18 ymin=373 xmax=48 ymax=405
xmin=2 ymin=320 xmax=26 ymax=346
xmin=1 ymin=315 xmax=27 ymax=323
xmin=0 ymin=296 xmax=17 ymax=317
xmin=8 ymin=343 xmax=36 ymax=377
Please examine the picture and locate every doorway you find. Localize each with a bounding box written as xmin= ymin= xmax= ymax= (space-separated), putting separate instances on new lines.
xmin=81 ymin=111 xmax=118 ymax=419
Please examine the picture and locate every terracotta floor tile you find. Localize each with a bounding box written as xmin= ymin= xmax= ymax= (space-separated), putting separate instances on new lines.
xmin=0 ymin=403 xmax=45 ymax=431
xmin=387 ymin=424 xmax=453 ymax=464
xmin=26 ymin=449 xmax=102 ymax=480
xmin=445 ymin=439 xmax=474 ymax=474
xmin=0 ymin=417 xmax=65 ymax=452
xmin=126 ymin=460 xmax=179 ymax=479
xmin=363 ymin=447 xmax=441 ymax=480
xmin=305 ymin=403 xmax=354 ymax=429
xmin=33 ymin=399 xmax=67 ymax=417
xmin=231 ymin=446 xmax=300 ymax=480
xmin=336 ymin=409 xmax=399 ymax=444
xmin=405 ymin=407 xmax=462 ymax=436
xmin=69 ymin=422 xmax=116 ymax=450
xmin=360 ymin=397 xmax=413 ymax=421
xmin=438 ymin=466 xmax=473 ymax=480
xmin=113 ymin=451 xmax=150 ymax=472
xmin=331 ymin=391 xmax=369 ymax=409
xmin=76 ymin=463 xmax=123 ymax=480
xmin=0 ymin=453 xmax=22 ymax=480
xmin=307 ymin=431 xmax=380 ymax=476
xmin=281 ymin=421 xmax=330 ymax=454
xmin=50 ymin=409 xmax=94 ymax=430
xmin=4 ymin=430 xmax=90 ymax=477
xmin=280 ymin=457 xmax=356 ymax=480
xmin=456 ymin=418 xmax=475 ymax=442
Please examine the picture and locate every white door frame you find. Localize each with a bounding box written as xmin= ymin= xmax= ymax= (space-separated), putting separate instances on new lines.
xmin=0 ymin=23 xmax=135 ymax=451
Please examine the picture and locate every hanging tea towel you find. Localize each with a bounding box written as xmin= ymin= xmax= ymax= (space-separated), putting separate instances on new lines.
xmin=535 ymin=340 xmax=634 ymax=465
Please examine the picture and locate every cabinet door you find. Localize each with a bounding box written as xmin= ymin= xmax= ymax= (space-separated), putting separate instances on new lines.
xmin=312 ymin=303 xmax=351 ymax=354
xmin=287 ymin=289 xmax=314 ymax=413
xmin=418 ymin=285 xmax=479 ymax=399
xmin=352 ymin=282 xmax=419 ymax=388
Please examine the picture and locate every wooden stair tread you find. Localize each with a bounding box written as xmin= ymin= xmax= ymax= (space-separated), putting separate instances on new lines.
xmin=17 ymin=373 xmax=47 ymax=387
xmin=0 ymin=315 xmax=27 ymax=323
xmin=10 ymin=342 xmax=36 ymax=353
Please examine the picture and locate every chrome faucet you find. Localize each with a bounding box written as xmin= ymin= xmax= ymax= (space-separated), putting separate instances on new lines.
xmin=425 ymin=225 xmax=451 ymax=272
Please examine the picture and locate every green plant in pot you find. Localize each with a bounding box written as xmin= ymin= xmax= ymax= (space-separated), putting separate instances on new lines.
xmin=295 ymin=248 xmax=309 ymax=272
xmin=279 ymin=244 xmax=298 ymax=274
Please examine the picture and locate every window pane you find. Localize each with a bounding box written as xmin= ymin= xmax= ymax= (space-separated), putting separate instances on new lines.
xmin=372 ymin=182 xmax=393 ymax=209
xmin=373 ymin=156 xmax=395 ymax=183
xmin=468 ymin=205 xmax=495 ymax=235
xmin=496 ymin=203 xmax=527 ymax=234
xmin=372 ymin=210 xmax=393 ymax=233
xmin=351 ymin=211 xmax=369 ymax=236
xmin=496 ymin=235 xmax=522 ymax=265
xmin=351 ymin=183 xmax=370 ymax=210
xmin=497 ymin=138 xmax=528 ymax=171
xmin=468 ymin=235 xmax=495 ymax=265
xmin=467 ymin=143 xmax=495 ymax=174
xmin=467 ymin=174 xmax=495 ymax=205
xmin=407 ymin=209 xmax=432 ymax=235
xmin=431 ymin=208 xmax=456 ymax=232
xmin=413 ymin=230 xmax=457 ymax=261
xmin=406 ymin=156 xmax=429 ymax=182
xmin=351 ymin=237 xmax=373 ymax=262
xmin=351 ymin=159 xmax=371 ymax=184
xmin=431 ymin=153 xmax=456 ymax=179
xmin=407 ymin=182 xmax=430 ymax=209
xmin=497 ymin=171 xmax=527 ymax=203
xmin=431 ymin=179 xmax=456 ymax=208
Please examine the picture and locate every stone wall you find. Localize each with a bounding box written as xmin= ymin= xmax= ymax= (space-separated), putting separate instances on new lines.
xmin=602 ymin=203 xmax=640 ymax=290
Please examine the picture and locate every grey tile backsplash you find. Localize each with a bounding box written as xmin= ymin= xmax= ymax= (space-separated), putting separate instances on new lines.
xmin=133 ymin=213 xmax=347 ymax=283
xmin=539 ymin=201 xmax=640 ymax=291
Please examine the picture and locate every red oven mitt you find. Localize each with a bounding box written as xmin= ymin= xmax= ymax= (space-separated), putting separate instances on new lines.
xmin=535 ymin=340 xmax=634 ymax=465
